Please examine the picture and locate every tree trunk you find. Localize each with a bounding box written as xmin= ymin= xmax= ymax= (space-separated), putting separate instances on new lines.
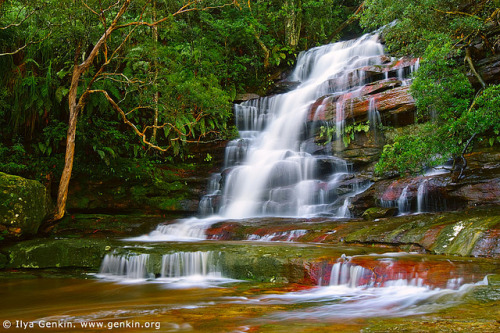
xmin=284 ymin=0 xmax=302 ymax=50
xmin=50 ymin=1 xmax=131 ymax=221
xmin=52 ymin=64 xmax=82 ymax=221
xmin=53 ymin=107 xmax=78 ymax=220
xmin=152 ymin=0 xmax=159 ymax=143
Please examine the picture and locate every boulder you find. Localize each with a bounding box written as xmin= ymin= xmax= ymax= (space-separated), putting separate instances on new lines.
xmin=5 ymin=238 xmax=111 ymax=269
xmin=0 ymin=172 xmax=52 ymax=240
xmin=362 ymin=207 xmax=397 ymax=220
xmin=450 ymin=179 xmax=500 ymax=206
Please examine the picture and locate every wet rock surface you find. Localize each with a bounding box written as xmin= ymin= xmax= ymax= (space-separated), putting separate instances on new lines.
xmin=0 ymin=172 xmax=52 ymax=240
xmin=201 ymin=205 xmax=500 ymax=258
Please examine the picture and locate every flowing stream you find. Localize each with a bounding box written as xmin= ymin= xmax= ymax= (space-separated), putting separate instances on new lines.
xmin=136 ymin=32 xmax=392 ymax=242
xmin=3 ymin=33 xmax=496 ymax=333
xmin=210 ymin=33 xmax=385 ymax=219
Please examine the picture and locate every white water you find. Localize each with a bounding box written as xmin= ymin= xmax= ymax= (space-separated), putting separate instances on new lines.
xmin=417 ymin=179 xmax=428 ymax=213
xmin=97 ymin=251 xmax=231 ymax=286
xmin=397 ymin=185 xmax=411 ymax=215
xmin=128 ymin=33 xmax=389 ymax=242
xmin=247 ymin=229 xmax=308 ymax=242
xmin=98 ymin=253 xmax=151 ymax=281
xmin=125 ymin=216 xmax=223 ymax=242
xmin=220 ymin=34 xmax=385 ymax=219
xmin=248 ymin=277 xmax=487 ymax=320
xmin=231 ymin=258 xmax=488 ymax=321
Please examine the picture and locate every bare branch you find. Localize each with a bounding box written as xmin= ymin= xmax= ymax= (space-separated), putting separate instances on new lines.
xmin=115 ymin=0 xmax=238 ymax=29
xmin=125 ymin=105 xmax=152 ymax=116
xmin=0 ymin=5 xmax=40 ymax=30
xmin=0 ymin=31 xmax=53 ymax=57
xmin=85 ymin=89 xmax=171 ymax=151
xmin=96 ymin=72 xmax=145 ymax=85
xmin=81 ymin=0 xmax=100 ymax=16
xmin=432 ymin=8 xmax=482 ymax=20
xmin=465 ymin=47 xmax=486 ymax=89
xmin=102 ymin=0 xmax=122 ymax=14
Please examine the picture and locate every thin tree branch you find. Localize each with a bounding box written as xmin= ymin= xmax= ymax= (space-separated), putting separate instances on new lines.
xmin=115 ymin=0 xmax=238 ymax=29
xmin=329 ymin=1 xmax=365 ymax=43
xmin=433 ymin=8 xmax=482 ymax=20
xmin=81 ymin=0 xmax=100 ymax=16
xmin=457 ymin=132 xmax=476 ymax=180
xmin=465 ymin=47 xmax=486 ymax=89
xmin=0 ymin=5 xmax=40 ymax=30
xmin=0 ymin=31 xmax=53 ymax=56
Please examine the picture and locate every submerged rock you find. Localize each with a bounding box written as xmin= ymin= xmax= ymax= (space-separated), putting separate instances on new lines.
xmin=0 ymin=172 xmax=52 ymax=240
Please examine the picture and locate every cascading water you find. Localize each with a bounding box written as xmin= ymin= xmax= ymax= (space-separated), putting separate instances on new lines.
xmin=417 ymin=179 xmax=428 ymax=213
xmin=98 ymin=253 xmax=151 ymax=280
xmin=97 ymin=251 xmax=225 ymax=284
xmin=130 ymin=33 xmax=393 ymax=241
xmin=205 ymin=33 xmax=386 ymax=219
xmin=397 ymin=185 xmax=411 ymax=215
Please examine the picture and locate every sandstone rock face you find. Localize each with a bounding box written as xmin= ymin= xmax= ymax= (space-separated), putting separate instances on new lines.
xmin=66 ymin=141 xmax=227 ymax=215
xmin=307 ymin=82 xmax=416 ymax=127
xmin=0 ymin=172 xmax=52 ymax=239
xmin=470 ymin=54 xmax=500 ymax=87
xmin=199 ymin=206 xmax=500 ymax=258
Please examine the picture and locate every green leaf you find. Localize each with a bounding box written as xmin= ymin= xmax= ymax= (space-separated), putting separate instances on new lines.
xmin=97 ymin=150 xmax=105 ymax=159
xmin=38 ymin=142 xmax=46 ymax=154
xmin=55 ymin=87 xmax=69 ymax=103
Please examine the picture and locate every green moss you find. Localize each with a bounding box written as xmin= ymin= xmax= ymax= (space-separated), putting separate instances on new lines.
xmin=0 ymin=172 xmax=51 ymax=239
xmin=434 ymin=216 xmax=500 ymax=256
xmin=362 ymin=207 xmax=397 ymax=220
xmin=5 ymin=238 xmax=112 ymax=270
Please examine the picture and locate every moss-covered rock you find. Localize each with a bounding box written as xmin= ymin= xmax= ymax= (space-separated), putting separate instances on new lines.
xmin=201 ymin=206 xmax=500 ymax=258
xmin=0 ymin=172 xmax=52 ymax=240
xmin=5 ymin=238 xmax=112 ymax=269
xmin=66 ymin=163 xmax=212 ymax=214
xmin=362 ymin=207 xmax=397 ymax=220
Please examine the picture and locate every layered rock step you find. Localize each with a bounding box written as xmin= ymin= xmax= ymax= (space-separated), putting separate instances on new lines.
xmin=6 ymin=237 xmax=496 ymax=288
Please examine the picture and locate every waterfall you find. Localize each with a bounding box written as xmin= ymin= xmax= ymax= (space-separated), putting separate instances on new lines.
xmin=397 ymin=185 xmax=411 ymax=215
xmin=329 ymin=262 xmax=373 ymax=287
xmin=98 ymin=254 xmax=151 ymax=280
xmin=97 ymin=251 xmax=222 ymax=282
xmin=247 ymin=229 xmax=308 ymax=242
xmin=202 ymin=33 xmax=385 ymax=219
xmin=325 ymin=256 xmax=476 ymax=290
xmin=417 ymin=179 xmax=428 ymax=213
xmin=368 ymin=97 xmax=382 ymax=137
xmin=161 ymin=251 xmax=222 ymax=278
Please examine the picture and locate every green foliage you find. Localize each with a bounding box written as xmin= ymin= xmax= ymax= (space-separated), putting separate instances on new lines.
xmin=375 ymin=123 xmax=452 ymax=175
xmin=0 ymin=142 xmax=28 ymax=174
xmin=320 ymin=121 xmax=370 ymax=147
xmin=361 ymin=1 xmax=500 ymax=176
xmin=0 ymin=0 xmax=365 ymax=182
xmin=375 ymin=42 xmax=500 ymax=175
xmin=411 ymin=43 xmax=474 ymax=122
xmin=360 ymin=0 xmax=497 ymax=56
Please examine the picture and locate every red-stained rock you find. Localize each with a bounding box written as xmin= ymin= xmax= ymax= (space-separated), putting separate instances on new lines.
xmin=471 ymin=227 xmax=500 ymax=257
xmin=307 ymin=85 xmax=416 ymax=127
xmin=450 ymin=179 xmax=500 ymax=205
